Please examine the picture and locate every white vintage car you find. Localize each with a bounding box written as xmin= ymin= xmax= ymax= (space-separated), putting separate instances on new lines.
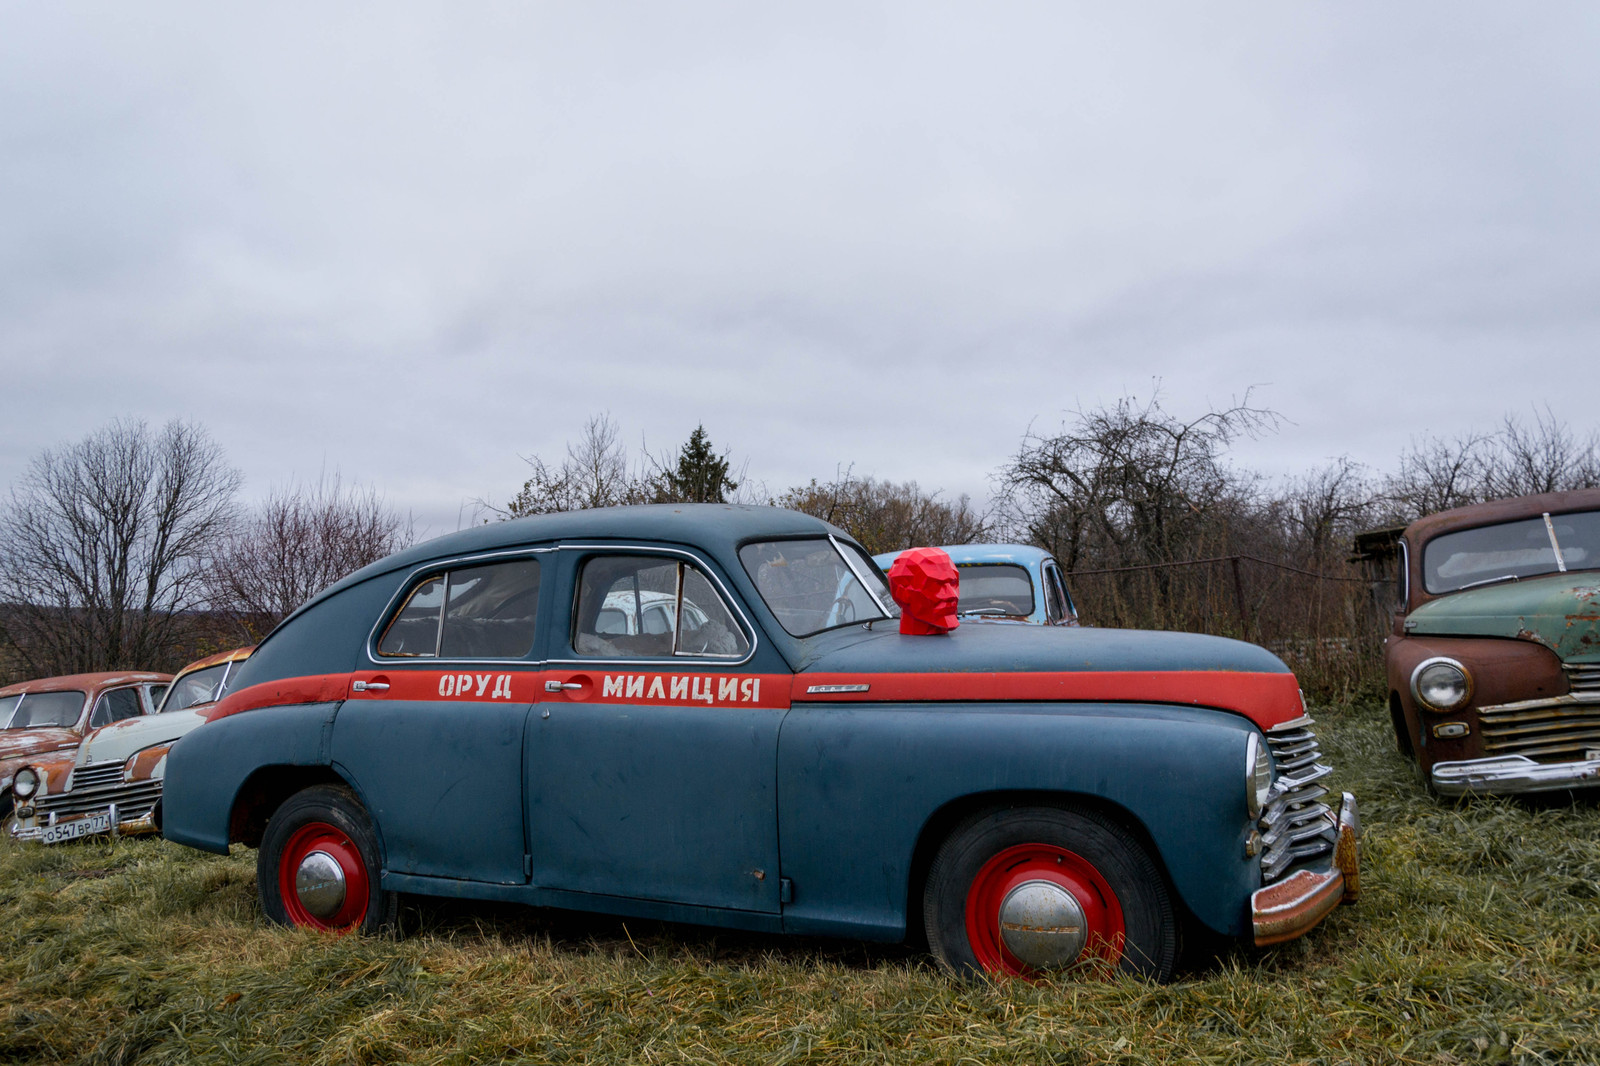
xmin=9 ymin=647 xmax=252 ymax=844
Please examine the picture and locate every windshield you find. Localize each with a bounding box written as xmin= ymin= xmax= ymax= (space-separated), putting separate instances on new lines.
xmin=159 ymin=663 xmax=230 ymax=712
xmin=956 ymin=563 xmax=1035 ymax=617
xmin=3 ymin=690 xmax=87 ymax=729
xmin=1423 ymin=509 xmax=1600 ymax=594
xmin=739 ymin=537 xmax=896 ymax=637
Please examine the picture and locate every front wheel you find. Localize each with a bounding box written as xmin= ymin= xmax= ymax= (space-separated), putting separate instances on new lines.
xmin=258 ymin=785 xmax=396 ymax=933
xmin=923 ymin=805 xmax=1177 ymax=980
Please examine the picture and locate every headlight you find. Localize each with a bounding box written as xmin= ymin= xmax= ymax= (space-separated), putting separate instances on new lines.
xmin=1246 ymin=733 xmax=1272 ymax=819
xmin=12 ymin=767 xmax=39 ymax=800
xmin=1412 ymin=657 xmax=1472 ymax=712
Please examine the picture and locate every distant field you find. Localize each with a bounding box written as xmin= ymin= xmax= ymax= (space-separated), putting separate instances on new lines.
xmin=3 ymin=701 xmax=1598 ymax=1065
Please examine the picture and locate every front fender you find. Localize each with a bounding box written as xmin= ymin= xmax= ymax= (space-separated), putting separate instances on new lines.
xmin=776 ymin=702 xmax=1261 ymax=939
xmin=162 ymin=702 xmax=340 ymax=854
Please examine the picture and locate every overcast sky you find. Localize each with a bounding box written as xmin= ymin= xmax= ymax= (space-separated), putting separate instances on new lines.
xmin=3 ymin=3 xmax=1596 ymax=537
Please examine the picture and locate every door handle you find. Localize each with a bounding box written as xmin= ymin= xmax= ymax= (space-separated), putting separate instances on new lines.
xmin=352 ymin=680 xmax=390 ymax=693
xmin=544 ymin=680 xmax=582 ymax=693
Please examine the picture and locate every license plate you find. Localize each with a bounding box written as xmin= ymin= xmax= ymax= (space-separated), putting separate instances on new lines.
xmin=41 ymin=812 xmax=112 ymax=845
xmin=1588 ymin=749 xmax=1600 ymax=761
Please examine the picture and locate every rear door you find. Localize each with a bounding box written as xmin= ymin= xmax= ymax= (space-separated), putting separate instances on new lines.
xmin=335 ymin=552 xmax=548 ymax=885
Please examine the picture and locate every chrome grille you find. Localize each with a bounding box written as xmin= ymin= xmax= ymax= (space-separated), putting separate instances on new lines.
xmin=38 ymin=766 xmax=162 ymax=821
xmin=1258 ymin=715 xmax=1338 ymax=884
xmin=69 ymin=761 xmax=127 ymax=791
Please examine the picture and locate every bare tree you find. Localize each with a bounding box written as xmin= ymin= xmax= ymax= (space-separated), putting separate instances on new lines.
xmin=1382 ymin=407 xmax=1600 ymax=523
xmin=498 ymin=414 xmax=654 ymax=518
xmin=998 ymin=390 xmax=1277 ymax=572
xmin=779 ymin=469 xmax=988 ymax=554
xmin=0 ymin=420 xmax=241 ymax=676
xmin=206 ymin=474 xmax=414 ymax=639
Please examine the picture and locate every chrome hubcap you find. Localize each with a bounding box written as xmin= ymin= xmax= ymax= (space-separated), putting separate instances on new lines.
xmin=998 ymin=879 xmax=1087 ymax=969
xmin=295 ymin=850 xmax=347 ymax=919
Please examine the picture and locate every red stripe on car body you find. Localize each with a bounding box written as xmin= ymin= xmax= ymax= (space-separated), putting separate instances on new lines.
xmin=791 ymin=670 xmax=1303 ymax=729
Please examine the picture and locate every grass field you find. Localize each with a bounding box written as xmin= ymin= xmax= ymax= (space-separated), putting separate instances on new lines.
xmin=3 ymin=700 xmax=1599 ymax=1065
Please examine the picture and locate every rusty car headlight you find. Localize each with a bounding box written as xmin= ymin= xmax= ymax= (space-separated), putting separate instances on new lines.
xmin=12 ymin=767 xmax=39 ymax=800
xmin=1246 ymin=733 xmax=1272 ymax=819
xmin=1412 ymin=657 xmax=1472 ymax=712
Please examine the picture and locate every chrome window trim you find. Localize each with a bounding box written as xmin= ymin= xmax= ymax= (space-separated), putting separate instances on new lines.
xmin=1397 ymin=538 xmax=1409 ymax=608
xmin=832 ymin=534 xmax=897 ymax=618
xmin=548 ymin=543 xmax=759 ymax=668
xmin=365 ymin=547 xmax=557 ymax=667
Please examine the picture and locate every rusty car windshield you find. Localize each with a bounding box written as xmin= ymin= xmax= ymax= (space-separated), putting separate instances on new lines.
xmin=1423 ymin=509 xmax=1600 ymax=594
xmin=3 ymin=690 xmax=86 ymax=729
xmin=740 ymin=537 xmax=895 ymax=636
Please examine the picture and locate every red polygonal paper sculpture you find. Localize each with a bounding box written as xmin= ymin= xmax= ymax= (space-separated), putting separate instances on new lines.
xmin=887 ymin=547 xmax=960 ymax=635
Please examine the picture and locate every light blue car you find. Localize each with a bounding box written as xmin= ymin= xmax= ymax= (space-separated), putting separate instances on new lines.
xmin=873 ymin=544 xmax=1079 ymax=626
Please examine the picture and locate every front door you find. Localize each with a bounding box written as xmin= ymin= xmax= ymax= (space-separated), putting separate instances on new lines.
xmin=527 ymin=550 xmax=787 ymax=913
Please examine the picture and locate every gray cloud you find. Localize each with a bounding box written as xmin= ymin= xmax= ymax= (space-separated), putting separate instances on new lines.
xmin=3 ymin=3 xmax=1596 ymax=535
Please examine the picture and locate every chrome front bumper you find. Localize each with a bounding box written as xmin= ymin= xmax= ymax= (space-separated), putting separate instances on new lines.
xmin=1251 ymin=792 xmax=1360 ymax=947
xmin=1432 ymin=754 xmax=1600 ymax=796
xmin=9 ymin=804 xmax=159 ymax=843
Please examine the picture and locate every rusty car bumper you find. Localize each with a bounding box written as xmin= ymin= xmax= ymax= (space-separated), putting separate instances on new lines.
xmin=1251 ymin=791 xmax=1360 ymax=947
xmin=1432 ymin=754 xmax=1600 ymax=796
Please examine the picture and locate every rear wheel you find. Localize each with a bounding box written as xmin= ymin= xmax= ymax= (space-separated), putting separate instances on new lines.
xmin=923 ymin=805 xmax=1177 ymax=980
xmin=258 ymin=785 xmax=396 ymax=934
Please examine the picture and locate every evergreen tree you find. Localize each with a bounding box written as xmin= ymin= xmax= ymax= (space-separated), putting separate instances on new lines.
xmin=657 ymin=425 xmax=738 ymax=504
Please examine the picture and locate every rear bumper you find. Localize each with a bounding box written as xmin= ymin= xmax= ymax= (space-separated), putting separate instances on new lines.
xmin=1251 ymin=792 xmax=1360 ymax=947
xmin=1432 ymin=754 xmax=1600 ymax=796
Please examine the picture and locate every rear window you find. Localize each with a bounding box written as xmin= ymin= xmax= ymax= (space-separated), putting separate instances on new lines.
xmin=740 ymin=538 xmax=894 ymax=637
xmin=377 ymin=558 xmax=542 ymax=659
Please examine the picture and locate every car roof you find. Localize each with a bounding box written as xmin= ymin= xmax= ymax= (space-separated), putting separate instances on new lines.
xmin=279 ymin=504 xmax=849 ymax=630
xmin=1403 ymin=487 xmax=1600 ymax=547
xmin=874 ymin=544 xmax=1054 ymax=567
xmin=172 ymin=646 xmax=255 ymax=680
xmin=0 ymin=671 xmax=169 ymax=698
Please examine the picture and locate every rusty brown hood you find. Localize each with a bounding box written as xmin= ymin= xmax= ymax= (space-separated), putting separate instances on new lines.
xmin=0 ymin=727 xmax=80 ymax=762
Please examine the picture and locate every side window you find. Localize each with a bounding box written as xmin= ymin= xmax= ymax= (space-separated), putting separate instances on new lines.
xmin=146 ymin=684 xmax=169 ymax=712
xmin=377 ymin=558 xmax=542 ymax=659
xmin=573 ymin=555 xmax=750 ymax=659
xmin=90 ymin=687 xmax=144 ymax=728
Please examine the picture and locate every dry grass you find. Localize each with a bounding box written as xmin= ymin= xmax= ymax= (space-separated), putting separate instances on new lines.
xmin=4 ymin=701 xmax=1600 ymax=1065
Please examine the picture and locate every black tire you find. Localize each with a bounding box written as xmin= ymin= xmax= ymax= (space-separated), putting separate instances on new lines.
xmin=923 ymin=805 xmax=1178 ymax=981
xmin=258 ymin=784 xmax=396 ymax=934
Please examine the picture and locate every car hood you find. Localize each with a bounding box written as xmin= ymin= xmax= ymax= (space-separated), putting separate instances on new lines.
xmin=76 ymin=709 xmax=209 ymax=766
xmin=0 ymin=727 xmax=80 ymax=763
xmin=794 ymin=623 xmax=1302 ymax=728
xmin=1407 ymin=572 xmax=1600 ymax=661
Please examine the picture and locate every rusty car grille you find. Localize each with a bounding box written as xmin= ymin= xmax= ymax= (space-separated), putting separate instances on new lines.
xmin=1564 ymin=663 xmax=1600 ymax=698
xmin=1257 ymin=715 xmax=1339 ymax=884
xmin=37 ymin=761 xmax=162 ymax=821
xmin=1478 ymin=696 xmax=1600 ymax=763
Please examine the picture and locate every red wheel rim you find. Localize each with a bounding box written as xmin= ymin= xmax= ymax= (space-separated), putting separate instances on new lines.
xmin=965 ymin=843 xmax=1124 ymax=976
xmin=278 ymin=821 xmax=370 ymax=931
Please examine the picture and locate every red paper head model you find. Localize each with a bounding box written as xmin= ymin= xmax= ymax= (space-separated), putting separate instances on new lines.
xmin=887 ymin=547 xmax=960 ymax=635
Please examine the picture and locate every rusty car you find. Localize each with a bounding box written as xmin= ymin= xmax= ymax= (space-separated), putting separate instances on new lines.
xmin=1383 ymin=488 xmax=1600 ymax=795
xmin=160 ymin=504 xmax=1358 ymax=979
xmin=0 ymin=670 xmax=170 ymax=820
xmin=873 ymin=544 xmax=1079 ymax=626
xmin=10 ymin=647 xmax=252 ymax=845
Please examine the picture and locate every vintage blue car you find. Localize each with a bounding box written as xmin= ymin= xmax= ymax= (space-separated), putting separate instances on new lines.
xmin=874 ymin=543 xmax=1079 ymax=626
xmin=163 ymin=505 xmax=1359 ymax=979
